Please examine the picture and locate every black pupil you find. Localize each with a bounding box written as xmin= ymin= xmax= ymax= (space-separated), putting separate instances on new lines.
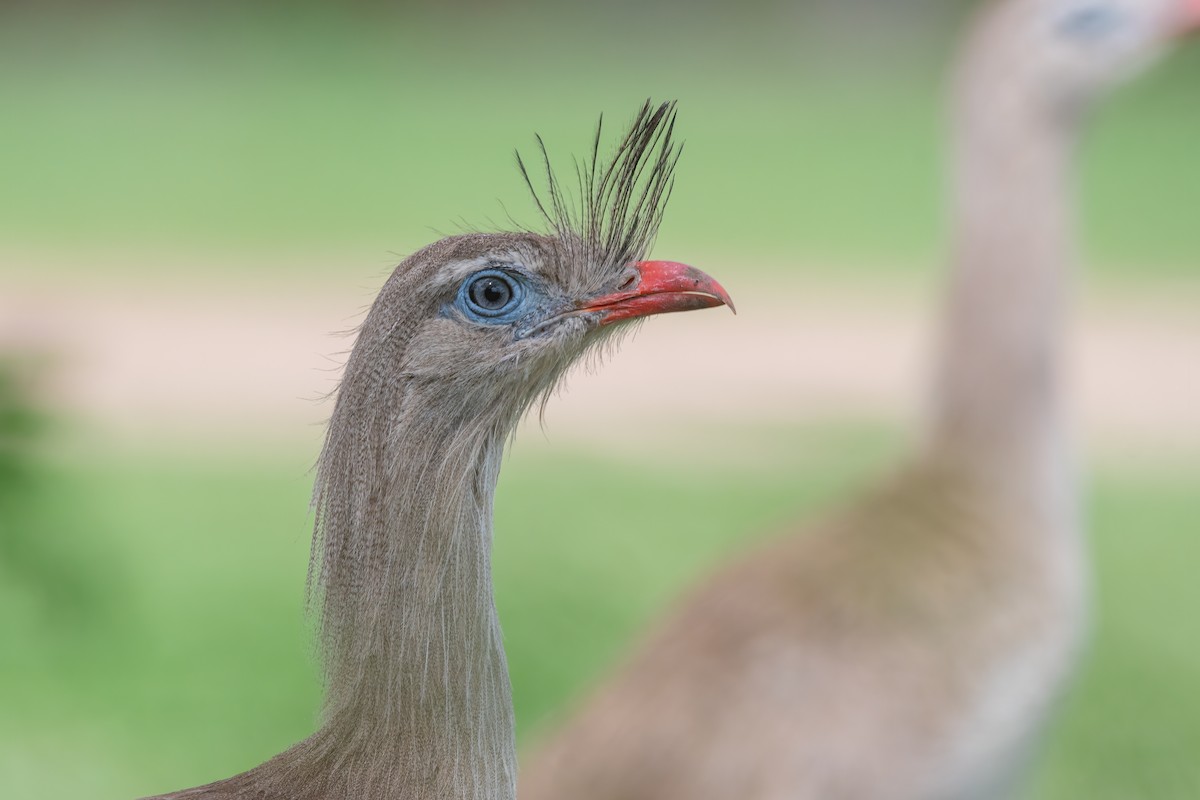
xmin=470 ymin=276 xmax=512 ymax=311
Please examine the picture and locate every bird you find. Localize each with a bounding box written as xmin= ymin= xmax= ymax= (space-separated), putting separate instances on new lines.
xmin=519 ymin=3 xmax=1200 ymax=799
xmin=140 ymin=101 xmax=733 ymax=800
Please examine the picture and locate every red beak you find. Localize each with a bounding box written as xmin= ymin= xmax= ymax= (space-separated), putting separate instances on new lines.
xmin=1175 ymin=0 xmax=1200 ymax=36
xmin=578 ymin=260 xmax=735 ymax=326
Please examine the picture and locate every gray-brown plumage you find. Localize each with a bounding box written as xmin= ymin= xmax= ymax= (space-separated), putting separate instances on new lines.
xmin=520 ymin=3 xmax=1197 ymax=799
xmin=141 ymin=102 xmax=732 ymax=800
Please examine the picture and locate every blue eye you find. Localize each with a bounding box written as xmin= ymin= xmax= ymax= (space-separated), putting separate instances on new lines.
xmin=1057 ymin=5 xmax=1125 ymax=39
xmin=457 ymin=269 xmax=526 ymax=322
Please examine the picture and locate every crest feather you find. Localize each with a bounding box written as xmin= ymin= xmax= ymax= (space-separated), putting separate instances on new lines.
xmin=516 ymin=100 xmax=682 ymax=284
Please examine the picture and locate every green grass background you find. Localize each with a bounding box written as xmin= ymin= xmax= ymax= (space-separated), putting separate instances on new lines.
xmin=2 ymin=1 xmax=1199 ymax=279
xmin=2 ymin=431 xmax=1198 ymax=799
xmin=2 ymin=1 xmax=1198 ymax=798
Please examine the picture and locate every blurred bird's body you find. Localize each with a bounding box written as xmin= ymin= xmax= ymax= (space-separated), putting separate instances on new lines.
xmin=523 ymin=455 xmax=1084 ymax=799
xmin=140 ymin=104 xmax=732 ymax=800
xmin=521 ymin=2 xmax=1199 ymax=799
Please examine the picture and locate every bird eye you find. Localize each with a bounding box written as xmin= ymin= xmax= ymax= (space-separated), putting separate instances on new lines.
xmin=457 ymin=269 xmax=525 ymax=322
xmin=1057 ymin=4 xmax=1125 ymax=39
xmin=470 ymin=276 xmax=512 ymax=311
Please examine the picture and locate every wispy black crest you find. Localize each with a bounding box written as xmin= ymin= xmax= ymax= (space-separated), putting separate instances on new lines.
xmin=516 ymin=100 xmax=682 ymax=284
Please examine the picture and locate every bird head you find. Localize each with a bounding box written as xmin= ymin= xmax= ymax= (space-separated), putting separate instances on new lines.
xmin=358 ymin=231 xmax=730 ymax=430
xmin=328 ymin=102 xmax=731 ymax=443
xmin=962 ymin=0 xmax=1199 ymax=121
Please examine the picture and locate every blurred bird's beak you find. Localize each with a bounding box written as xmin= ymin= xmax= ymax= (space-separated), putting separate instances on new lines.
xmin=1175 ymin=0 xmax=1200 ymax=36
xmin=579 ymin=260 xmax=735 ymax=326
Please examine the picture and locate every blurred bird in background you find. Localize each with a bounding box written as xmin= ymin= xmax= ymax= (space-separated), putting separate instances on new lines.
xmin=141 ymin=104 xmax=733 ymax=800
xmin=520 ymin=2 xmax=1200 ymax=799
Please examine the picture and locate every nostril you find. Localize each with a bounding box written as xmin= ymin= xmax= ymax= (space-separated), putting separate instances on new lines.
xmin=618 ymin=273 xmax=638 ymax=291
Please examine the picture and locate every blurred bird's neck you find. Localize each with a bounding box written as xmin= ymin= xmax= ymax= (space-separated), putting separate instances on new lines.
xmin=927 ymin=75 xmax=1080 ymax=519
xmin=296 ymin=402 xmax=518 ymax=799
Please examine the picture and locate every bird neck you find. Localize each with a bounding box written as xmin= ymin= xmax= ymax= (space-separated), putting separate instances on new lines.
xmin=926 ymin=70 xmax=1080 ymax=500
xmin=297 ymin=400 xmax=518 ymax=799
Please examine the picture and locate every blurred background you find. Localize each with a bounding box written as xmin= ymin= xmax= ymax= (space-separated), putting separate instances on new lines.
xmin=1 ymin=0 xmax=1197 ymax=798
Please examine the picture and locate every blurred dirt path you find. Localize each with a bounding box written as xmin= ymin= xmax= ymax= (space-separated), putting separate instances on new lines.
xmin=3 ymin=269 xmax=1199 ymax=458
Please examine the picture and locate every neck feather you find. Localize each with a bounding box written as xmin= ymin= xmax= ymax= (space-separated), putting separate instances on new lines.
xmin=927 ymin=72 xmax=1079 ymax=481
xmin=268 ymin=392 xmax=519 ymax=799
